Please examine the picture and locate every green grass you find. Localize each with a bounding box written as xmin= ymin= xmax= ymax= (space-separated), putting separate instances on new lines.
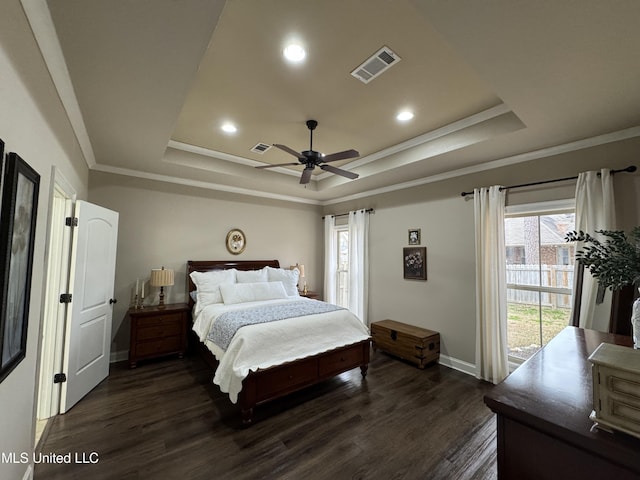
xmin=508 ymin=303 xmax=570 ymax=360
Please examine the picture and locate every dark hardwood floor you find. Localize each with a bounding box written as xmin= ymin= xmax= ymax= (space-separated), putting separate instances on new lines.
xmin=35 ymin=350 xmax=497 ymax=480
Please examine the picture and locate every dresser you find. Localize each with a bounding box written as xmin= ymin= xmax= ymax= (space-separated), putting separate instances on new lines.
xmin=484 ymin=327 xmax=640 ymax=479
xmin=128 ymin=303 xmax=189 ymax=368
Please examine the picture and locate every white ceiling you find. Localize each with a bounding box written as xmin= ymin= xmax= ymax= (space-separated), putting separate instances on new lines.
xmin=26 ymin=0 xmax=640 ymax=204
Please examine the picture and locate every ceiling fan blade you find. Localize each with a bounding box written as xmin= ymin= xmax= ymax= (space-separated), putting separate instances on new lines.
xmin=320 ymin=164 xmax=359 ymax=180
xmin=273 ymin=144 xmax=305 ymax=159
xmin=320 ymin=149 xmax=360 ymax=163
xmin=300 ymin=166 xmax=314 ymax=184
xmin=255 ymin=162 xmax=300 ymax=169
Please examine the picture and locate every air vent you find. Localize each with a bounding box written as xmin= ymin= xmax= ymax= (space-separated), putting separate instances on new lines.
xmin=351 ymin=46 xmax=401 ymax=84
xmin=251 ymin=143 xmax=272 ymax=154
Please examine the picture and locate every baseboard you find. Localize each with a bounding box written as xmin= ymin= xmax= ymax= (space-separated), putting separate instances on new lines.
xmin=22 ymin=464 xmax=33 ymax=480
xmin=438 ymin=354 xmax=476 ymax=376
xmin=110 ymin=348 xmax=477 ymax=375
xmin=110 ymin=349 xmax=128 ymax=363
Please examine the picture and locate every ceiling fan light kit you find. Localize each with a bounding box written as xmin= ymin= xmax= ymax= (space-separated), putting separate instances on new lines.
xmin=256 ymin=120 xmax=360 ymax=184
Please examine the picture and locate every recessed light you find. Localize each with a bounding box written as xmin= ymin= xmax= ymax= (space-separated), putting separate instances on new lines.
xmin=221 ymin=123 xmax=237 ymax=133
xmin=283 ymin=43 xmax=306 ymax=62
xmin=396 ymin=111 xmax=414 ymax=122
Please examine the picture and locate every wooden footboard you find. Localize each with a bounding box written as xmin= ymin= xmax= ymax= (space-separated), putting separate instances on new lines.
xmin=189 ymin=330 xmax=370 ymax=424
xmin=238 ymin=339 xmax=370 ymax=424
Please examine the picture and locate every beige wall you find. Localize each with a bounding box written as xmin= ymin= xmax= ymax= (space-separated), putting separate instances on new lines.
xmin=88 ymin=172 xmax=323 ymax=356
xmin=1 ymin=2 xmax=637 ymax=478
xmin=0 ymin=2 xmax=89 ymax=479
xmin=324 ymin=137 xmax=640 ymax=366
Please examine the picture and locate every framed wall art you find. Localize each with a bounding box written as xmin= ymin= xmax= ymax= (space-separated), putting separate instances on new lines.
xmin=408 ymin=228 xmax=421 ymax=245
xmin=403 ymin=247 xmax=427 ymax=281
xmin=0 ymin=151 xmax=40 ymax=383
xmin=225 ymin=228 xmax=246 ymax=255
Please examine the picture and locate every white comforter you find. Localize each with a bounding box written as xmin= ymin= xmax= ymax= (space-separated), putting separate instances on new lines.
xmin=192 ymin=297 xmax=370 ymax=403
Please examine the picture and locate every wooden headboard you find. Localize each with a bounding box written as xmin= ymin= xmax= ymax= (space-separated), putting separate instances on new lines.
xmin=186 ymin=259 xmax=280 ymax=308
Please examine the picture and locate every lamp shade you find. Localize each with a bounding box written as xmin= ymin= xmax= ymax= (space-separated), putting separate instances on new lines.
xmin=150 ymin=267 xmax=174 ymax=287
xmin=290 ymin=263 xmax=305 ymax=278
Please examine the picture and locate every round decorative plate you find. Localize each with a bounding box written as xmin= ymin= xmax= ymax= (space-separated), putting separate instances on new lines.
xmin=225 ymin=228 xmax=246 ymax=255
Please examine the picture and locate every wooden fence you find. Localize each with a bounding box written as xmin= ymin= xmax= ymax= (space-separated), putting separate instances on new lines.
xmin=506 ymin=264 xmax=573 ymax=309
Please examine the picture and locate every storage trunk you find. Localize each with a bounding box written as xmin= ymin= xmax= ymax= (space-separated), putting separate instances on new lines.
xmin=371 ymin=319 xmax=440 ymax=369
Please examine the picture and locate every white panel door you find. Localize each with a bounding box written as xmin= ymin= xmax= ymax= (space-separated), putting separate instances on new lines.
xmin=60 ymin=200 xmax=118 ymax=413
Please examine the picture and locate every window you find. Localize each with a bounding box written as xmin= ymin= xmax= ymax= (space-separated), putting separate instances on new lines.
xmin=505 ymin=201 xmax=575 ymax=362
xmin=335 ymin=226 xmax=349 ymax=308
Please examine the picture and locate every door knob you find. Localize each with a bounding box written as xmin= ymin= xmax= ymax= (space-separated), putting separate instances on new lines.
xmin=109 ymin=298 xmax=117 ymax=304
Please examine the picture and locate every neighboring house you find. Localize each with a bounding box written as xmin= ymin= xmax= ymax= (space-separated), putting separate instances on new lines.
xmin=505 ymin=215 xmax=576 ymax=266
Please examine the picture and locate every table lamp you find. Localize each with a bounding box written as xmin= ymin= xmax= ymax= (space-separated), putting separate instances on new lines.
xmin=290 ymin=263 xmax=307 ymax=294
xmin=150 ymin=266 xmax=174 ymax=308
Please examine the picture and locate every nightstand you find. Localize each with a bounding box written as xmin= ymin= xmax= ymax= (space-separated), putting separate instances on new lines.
xmin=300 ymin=290 xmax=320 ymax=300
xmin=128 ymin=303 xmax=189 ymax=368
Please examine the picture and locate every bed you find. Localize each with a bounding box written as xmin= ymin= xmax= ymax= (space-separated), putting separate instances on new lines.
xmin=186 ymin=259 xmax=371 ymax=425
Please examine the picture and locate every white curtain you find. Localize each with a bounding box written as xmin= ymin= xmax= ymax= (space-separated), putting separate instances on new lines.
xmin=323 ymin=215 xmax=338 ymax=305
xmin=573 ymin=169 xmax=616 ymax=330
xmin=348 ymin=210 xmax=369 ymax=324
xmin=474 ymin=186 xmax=509 ymax=384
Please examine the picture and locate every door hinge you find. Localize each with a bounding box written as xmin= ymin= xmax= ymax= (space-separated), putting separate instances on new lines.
xmin=53 ymin=373 xmax=67 ymax=384
xmin=65 ymin=217 xmax=78 ymax=227
xmin=59 ymin=293 xmax=72 ymax=304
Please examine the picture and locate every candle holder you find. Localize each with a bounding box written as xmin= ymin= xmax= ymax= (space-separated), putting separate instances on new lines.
xmin=133 ymin=294 xmax=140 ymax=309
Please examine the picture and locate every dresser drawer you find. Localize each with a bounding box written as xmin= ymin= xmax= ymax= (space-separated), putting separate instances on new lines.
xmin=319 ymin=345 xmax=364 ymax=377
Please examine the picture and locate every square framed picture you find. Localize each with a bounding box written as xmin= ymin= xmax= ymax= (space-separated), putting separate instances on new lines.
xmin=408 ymin=228 xmax=421 ymax=245
xmin=403 ymin=247 xmax=427 ymax=280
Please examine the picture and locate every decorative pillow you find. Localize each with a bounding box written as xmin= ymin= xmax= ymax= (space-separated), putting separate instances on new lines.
xmin=266 ymin=266 xmax=300 ymax=296
xmin=189 ymin=269 xmax=236 ymax=310
xmin=235 ymin=267 xmax=268 ymax=283
xmin=220 ymin=281 xmax=288 ymax=305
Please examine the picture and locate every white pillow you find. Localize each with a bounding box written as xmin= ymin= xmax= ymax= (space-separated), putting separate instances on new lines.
xmin=220 ymin=281 xmax=288 ymax=305
xmin=195 ymin=291 xmax=225 ymax=314
xmin=190 ymin=269 xmax=236 ymax=311
xmin=266 ymin=266 xmax=300 ymax=296
xmin=235 ymin=267 xmax=268 ymax=283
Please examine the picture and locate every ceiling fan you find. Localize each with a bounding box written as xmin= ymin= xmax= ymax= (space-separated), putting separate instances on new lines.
xmin=255 ymin=120 xmax=360 ymax=184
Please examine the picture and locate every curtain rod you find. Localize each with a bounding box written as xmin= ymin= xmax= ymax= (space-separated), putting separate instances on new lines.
xmin=460 ymin=165 xmax=637 ymax=197
xmin=322 ymin=208 xmax=374 ymax=219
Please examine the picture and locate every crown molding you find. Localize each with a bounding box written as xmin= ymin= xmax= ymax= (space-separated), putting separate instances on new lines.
xmin=90 ymin=164 xmax=322 ymax=205
xmin=322 ymin=126 xmax=640 ymax=205
xmin=167 ymin=140 xmax=305 ymax=179
xmin=21 ymin=0 xmax=96 ymax=168
xmin=93 ymin=126 xmax=639 ymax=207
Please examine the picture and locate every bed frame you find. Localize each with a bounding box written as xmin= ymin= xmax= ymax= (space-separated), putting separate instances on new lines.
xmin=186 ymin=259 xmax=370 ymax=425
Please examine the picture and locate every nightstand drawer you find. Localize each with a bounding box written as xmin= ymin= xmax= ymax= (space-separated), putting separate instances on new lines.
xmin=135 ymin=312 xmax=184 ymax=327
xmin=137 ymin=322 xmax=183 ymax=341
xmin=135 ymin=336 xmax=183 ymax=357
xmin=128 ymin=303 xmax=189 ymax=368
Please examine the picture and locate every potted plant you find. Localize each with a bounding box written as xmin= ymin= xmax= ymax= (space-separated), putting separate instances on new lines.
xmin=565 ymin=227 xmax=640 ymax=348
